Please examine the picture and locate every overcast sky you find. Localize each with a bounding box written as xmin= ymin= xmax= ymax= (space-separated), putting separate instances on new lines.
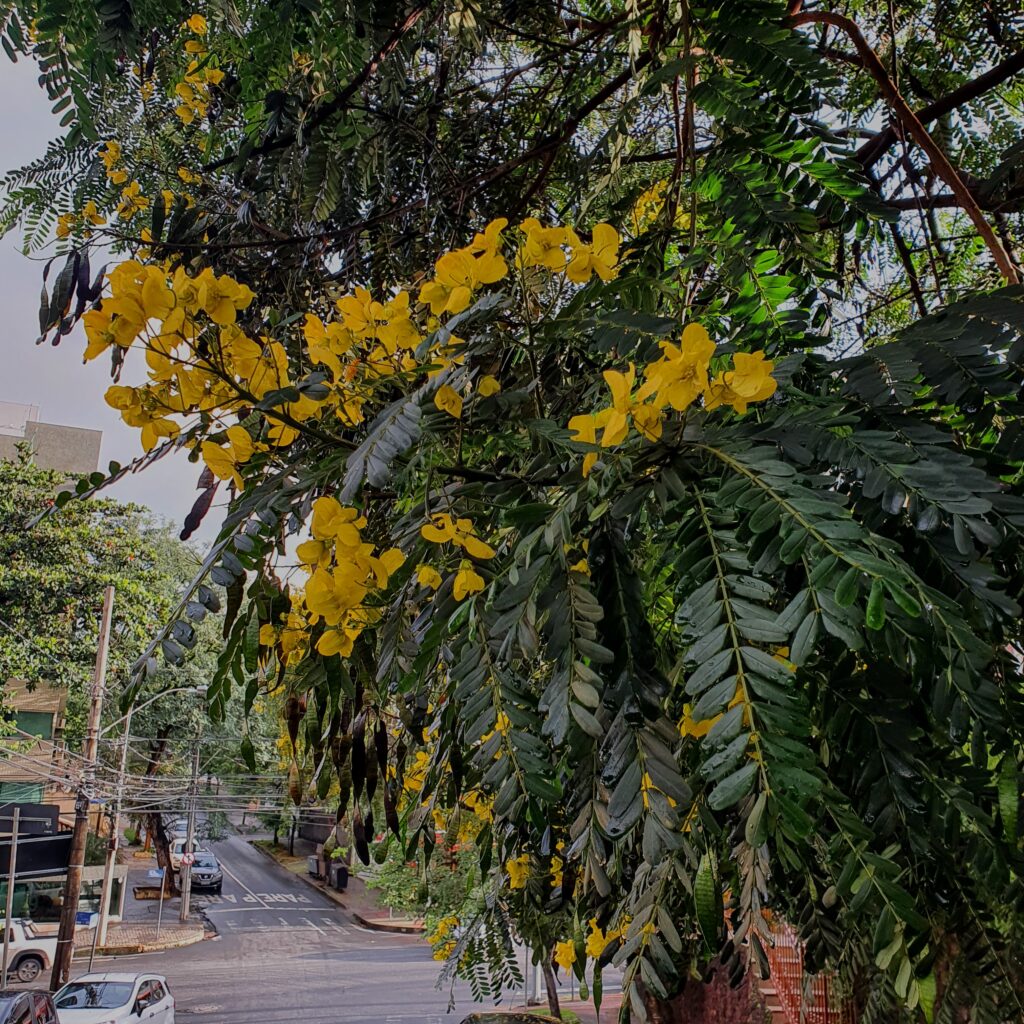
xmin=1 ymin=58 xmax=219 ymax=542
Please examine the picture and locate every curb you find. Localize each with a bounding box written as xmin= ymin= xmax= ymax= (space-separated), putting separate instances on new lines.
xmin=248 ymin=840 xmax=425 ymax=934
xmin=72 ymin=928 xmax=207 ymax=958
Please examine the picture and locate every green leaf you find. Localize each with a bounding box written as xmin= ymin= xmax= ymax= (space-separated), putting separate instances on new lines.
xmin=708 ymin=761 xmax=758 ymax=810
xmin=865 ymin=578 xmax=886 ymax=630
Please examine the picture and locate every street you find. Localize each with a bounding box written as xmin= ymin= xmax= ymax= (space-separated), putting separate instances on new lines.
xmin=77 ymin=836 xmax=473 ymax=1024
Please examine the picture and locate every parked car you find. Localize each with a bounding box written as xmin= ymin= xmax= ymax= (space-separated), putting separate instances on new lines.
xmin=182 ymin=852 xmax=222 ymax=894
xmin=54 ymin=973 xmax=174 ymax=1023
xmin=167 ymin=838 xmax=204 ymax=872
xmin=0 ymin=919 xmax=57 ymax=983
xmin=0 ymin=990 xmax=58 ymax=1024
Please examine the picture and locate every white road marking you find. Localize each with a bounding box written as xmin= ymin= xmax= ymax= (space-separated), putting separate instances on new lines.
xmin=304 ymin=917 xmax=325 ymax=934
xmin=218 ymin=861 xmax=271 ymax=909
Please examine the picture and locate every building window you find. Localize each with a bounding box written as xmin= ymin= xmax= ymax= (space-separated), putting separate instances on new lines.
xmin=0 ymin=782 xmax=44 ymax=802
xmin=11 ymin=710 xmax=54 ymax=739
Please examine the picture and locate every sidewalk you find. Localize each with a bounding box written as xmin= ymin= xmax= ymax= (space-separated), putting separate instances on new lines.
xmin=73 ymin=920 xmax=207 ymax=956
xmin=250 ymin=836 xmax=425 ymax=933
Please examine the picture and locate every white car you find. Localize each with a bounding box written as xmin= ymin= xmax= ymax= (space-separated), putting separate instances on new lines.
xmin=168 ymin=837 xmax=204 ymax=871
xmin=0 ymin=918 xmax=58 ymax=982
xmin=54 ymin=973 xmax=174 ymax=1023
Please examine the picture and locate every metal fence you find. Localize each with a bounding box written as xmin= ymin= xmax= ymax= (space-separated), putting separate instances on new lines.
xmin=764 ymin=919 xmax=855 ymax=1024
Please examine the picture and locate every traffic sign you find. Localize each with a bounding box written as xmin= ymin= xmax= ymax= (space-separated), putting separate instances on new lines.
xmin=148 ymin=868 xmax=165 ymax=879
xmin=180 ymin=852 xmax=195 ymax=867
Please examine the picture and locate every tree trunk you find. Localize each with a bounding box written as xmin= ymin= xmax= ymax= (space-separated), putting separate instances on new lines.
xmin=141 ymin=727 xmax=178 ymax=895
xmin=541 ymin=958 xmax=561 ymax=1019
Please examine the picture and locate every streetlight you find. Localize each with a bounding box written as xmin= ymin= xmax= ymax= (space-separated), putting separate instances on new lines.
xmin=93 ymin=685 xmax=207 ymax=954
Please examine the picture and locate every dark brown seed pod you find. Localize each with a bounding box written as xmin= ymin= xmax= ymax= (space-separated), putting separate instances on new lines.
xmin=365 ymin=731 xmax=379 ymax=801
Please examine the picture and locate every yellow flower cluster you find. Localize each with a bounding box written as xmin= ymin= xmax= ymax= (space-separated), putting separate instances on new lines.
xmin=506 ymin=853 xmax=530 ymax=889
xmin=85 ymin=261 xmax=304 ymax=451
xmin=174 ymin=17 xmax=223 ymax=125
xmin=568 ymin=322 xmax=777 ymax=474
xmin=292 ymin=497 xmax=405 ymax=658
xmin=628 ymin=179 xmax=690 ymax=235
xmin=258 ymin=600 xmax=311 ymax=666
xmin=518 ymin=218 xmax=620 ymax=283
xmin=419 ymin=513 xmax=495 ymax=601
xmin=100 ymin=140 xmax=128 ymax=185
xmin=56 ymin=201 xmax=106 ymax=240
xmin=428 ymin=915 xmax=460 ymax=961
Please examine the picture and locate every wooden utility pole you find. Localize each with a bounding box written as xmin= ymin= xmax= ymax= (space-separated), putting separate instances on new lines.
xmin=50 ymin=585 xmax=113 ymax=990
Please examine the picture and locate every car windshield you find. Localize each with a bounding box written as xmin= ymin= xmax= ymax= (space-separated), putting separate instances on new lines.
xmin=55 ymin=982 xmax=135 ymax=1009
xmin=194 ymin=854 xmax=218 ymax=868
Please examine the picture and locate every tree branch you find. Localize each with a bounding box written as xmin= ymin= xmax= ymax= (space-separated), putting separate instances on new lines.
xmin=791 ymin=11 xmax=1020 ymax=284
xmin=857 ymin=50 xmax=1024 ymax=170
xmin=204 ymin=4 xmax=432 ymax=173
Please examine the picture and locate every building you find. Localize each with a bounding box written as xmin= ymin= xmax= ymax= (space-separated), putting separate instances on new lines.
xmin=0 ymin=401 xmax=101 ymax=475
xmin=0 ymin=678 xmax=73 ymax=817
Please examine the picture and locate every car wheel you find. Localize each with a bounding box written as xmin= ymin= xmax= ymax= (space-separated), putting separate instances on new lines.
xmin=16 ymin=955 xmax=43 ymax=983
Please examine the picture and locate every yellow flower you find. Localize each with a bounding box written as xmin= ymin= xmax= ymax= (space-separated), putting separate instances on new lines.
xmin=421 ymin=513 xmax=495 ymax=559
xmin=310 ymin=497 xmax=365 ymax=545
xmin=117 ymin=181 xmax=150 ymax=221
xmin=565 ymin=223 xmax=619 ymax=283
xmin=704 ymin=351 xmax=777 ymax=415
xmin=83 ymin=201 xmax=106 ymax=226
xmin=554 ymin=939 xmax=577 ymax=972
xmin=99 ymin=140 xmax=121 ymax=171
xmin=56 ymin=213 xmax=75 ymax=239
xmin=679 ymin=703 xmax=717 ymax=739
xmin=416 ymin=564 xmax=443 ymax=590
xmin=418 ymin=249 xmax=478 ymax=315
xmin=453 ymin=561 xmax=485 ymax=600
xmin=585 ymin=919 xmax=608 ymax=959
xmin=200 ymin=425 xmax=254 ymax=489
xmin=434 ymin=384 xmax=463 ymax=419
xmin=600 ymin=365 xmax=662 ymax=445
xmin=296 ymin=539 xmax=330 ymax=569
xmin=494 ymin=711 xmax=511 ymax=735
xmin=476 ymin=374 xmax=501 ymax=397
xmin=185 ymin=12 xmax=207 ymax=33
xmin=506 ymin=854 xmax=530 ymax=889
xmin=639 ymin=322 xmax=716 ymax=412
xmin=258 ymin=623 xmax=278 ymax=647
xmin=518 ymin=218 xmax=567 ymax=270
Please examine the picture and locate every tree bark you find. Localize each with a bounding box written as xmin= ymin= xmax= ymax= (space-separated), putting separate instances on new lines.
xmin=540 ymin=959 xmax=561 ymax=1020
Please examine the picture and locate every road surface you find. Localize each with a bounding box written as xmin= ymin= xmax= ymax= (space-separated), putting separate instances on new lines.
xmin=79 ymin=835 xmax=478 ymax=1024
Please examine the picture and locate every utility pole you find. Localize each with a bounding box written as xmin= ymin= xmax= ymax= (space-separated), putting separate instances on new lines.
xmin=94 ymin=702 xmax=133 ymax=950
xmin=51 ymin=585 xmax=113 ymax=990
xmin=179 ymin=741 xmax=201 ymax=922
xmin=95 ymin=683 xmax=207 ymax=947
xmin=1 ymin=807 xmax=20 ymax=989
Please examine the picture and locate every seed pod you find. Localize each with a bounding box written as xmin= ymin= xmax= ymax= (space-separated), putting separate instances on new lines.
xmin=365 ymin=732 xmax=379 ymax=801
xmin=351 ymin=729 xmax=366 ymax=801
xmin=353 ymin=805 xmax=369 ymax=865
xmin=285 ymin=695 xmax=302 ymax=748
xmin=364 ymin=807 xmax=374 ymax=843
xmin=337 ymin=763 xmax=352 ymax=818
xmin=374 ymin=720 xmax=388 ymax=776
xmin=384 ymin=783 xmax=400 ymax=837
xmin=287 ymin=759 xmax=302 ymax=805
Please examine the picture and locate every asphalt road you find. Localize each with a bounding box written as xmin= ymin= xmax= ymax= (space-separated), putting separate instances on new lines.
xmin=78 ymin=835 xmax=476 ymax=1024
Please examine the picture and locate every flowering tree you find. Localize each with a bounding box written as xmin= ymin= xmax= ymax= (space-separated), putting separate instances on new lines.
xmin=4 ymin=1 xmax=1024 ymax=1021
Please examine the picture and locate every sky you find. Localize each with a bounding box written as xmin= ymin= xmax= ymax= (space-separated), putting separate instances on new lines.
xmin=0 ymin=58 xmax=217 ymax=541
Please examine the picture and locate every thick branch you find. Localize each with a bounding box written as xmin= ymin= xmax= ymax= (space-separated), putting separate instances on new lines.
xmin=791 ymin=11 xmax=1020 ymax=284
xmin=857 ymin=50 xmax=1024 ymax=170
